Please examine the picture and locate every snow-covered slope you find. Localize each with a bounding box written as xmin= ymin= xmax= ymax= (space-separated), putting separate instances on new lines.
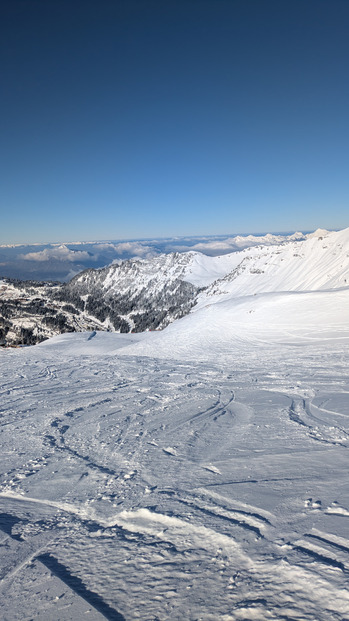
xmin=1 ymin=318 xmax=348 ymax=619
xmin=120 ymin=228 xmax=349 ymax=360
xmin=184 ymin=227 xmax=349 ymax=294
xmin=116 ymin=287 xmax=349 ymax=361
xmin=0 ymin=228 xmax=349 ymax=619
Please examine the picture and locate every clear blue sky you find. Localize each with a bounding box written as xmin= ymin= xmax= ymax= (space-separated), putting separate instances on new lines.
xmin=1 ymin=0 xmax=349 ymax=243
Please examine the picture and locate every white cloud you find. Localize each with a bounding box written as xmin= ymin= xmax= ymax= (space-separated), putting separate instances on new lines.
xmin=91 ymin=241 xmax=158 ymax=259
xmin=190 ymin=240 xmax=239 ymax=253
xmin=112 ymin=242 xmax=157 ymax=258
xmin=92 ymin=243 xmax=119 ymax=252
xmin=19 ymin=245 xmax=94 ymax=262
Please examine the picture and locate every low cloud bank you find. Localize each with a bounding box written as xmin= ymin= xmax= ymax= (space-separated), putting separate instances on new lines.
xmin=1 ymin=231 xmax=311 ymax=281
xmin=110 ymin=242 xmax=157 ymax=259
xmin=19 ymin=245 xmax=94 ymax=262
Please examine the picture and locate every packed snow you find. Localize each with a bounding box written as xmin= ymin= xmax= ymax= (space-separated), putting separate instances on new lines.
xmin=0 ymin=228 xmax=349 ymax=620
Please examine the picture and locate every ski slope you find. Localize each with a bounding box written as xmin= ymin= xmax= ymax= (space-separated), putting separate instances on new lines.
xmin=0 ymin=228 xmax=349 ymax=620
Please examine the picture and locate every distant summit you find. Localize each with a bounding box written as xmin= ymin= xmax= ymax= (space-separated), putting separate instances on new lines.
xmin=306 ymin=228 xmax=330 ymax=239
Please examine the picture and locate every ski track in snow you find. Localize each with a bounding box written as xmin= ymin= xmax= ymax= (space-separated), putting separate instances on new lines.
xmin=0 ymin=335 xmax=349 ymax=620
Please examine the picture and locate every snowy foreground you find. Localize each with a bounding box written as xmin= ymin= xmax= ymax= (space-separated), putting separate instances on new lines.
xmin=1 ymin=234 xmax=349 ymax=620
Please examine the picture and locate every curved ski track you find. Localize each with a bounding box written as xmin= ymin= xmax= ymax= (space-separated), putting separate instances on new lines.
xmin=0 ymin=344 xmax=349 ymax=620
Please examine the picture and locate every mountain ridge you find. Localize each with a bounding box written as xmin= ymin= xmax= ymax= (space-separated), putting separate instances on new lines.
xmin=1 ymin=227 xmax=348 ymax=346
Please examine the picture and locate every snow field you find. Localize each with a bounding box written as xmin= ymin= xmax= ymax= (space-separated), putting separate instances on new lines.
xmin=0 ymin=227 xmax=349 ymax=619
xmin=0 ymin=329 xmax=349 ymax=619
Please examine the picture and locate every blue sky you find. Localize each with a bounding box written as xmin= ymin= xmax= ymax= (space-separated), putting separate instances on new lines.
xmin=1 ymin=0 xmax=349 ymax=243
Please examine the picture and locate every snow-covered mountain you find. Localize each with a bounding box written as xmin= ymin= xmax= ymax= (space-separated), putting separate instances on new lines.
xmin=0 ymin=254 xmax=199 ymax=344
xmin=0 ymin=228 xmax=349 ymax=619
xmin=64 ymin=251 xmax=199 ymax=332
xmin=116 ymin=227 xmax=349 ymax=360
xmin=1 ymin=227 xmax=348 ymax=346
xmin=189 ymin=227 xmax=349 ymax=297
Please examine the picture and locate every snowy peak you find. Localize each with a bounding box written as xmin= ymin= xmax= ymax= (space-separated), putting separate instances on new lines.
xmin=71 ymin=251 xmax=196 ymax=296
xmin=288 ymin=231 xmax=306 ymax=241
xmin=306 ymin=228 xmax=331 ymax=239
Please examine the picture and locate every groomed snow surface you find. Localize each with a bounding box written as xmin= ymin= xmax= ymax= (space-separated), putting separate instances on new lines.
xmin=1 ymin=228 xmax=349 ymax=620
